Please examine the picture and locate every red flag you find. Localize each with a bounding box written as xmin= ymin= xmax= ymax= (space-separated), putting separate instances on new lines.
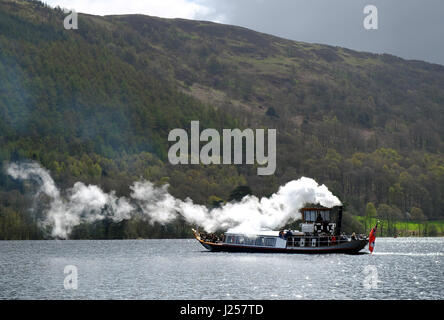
xmin=368 ymin=222 xmax=378 ymax=253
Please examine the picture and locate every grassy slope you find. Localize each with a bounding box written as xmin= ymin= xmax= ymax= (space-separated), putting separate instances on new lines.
xmin=355 ymin=216 xmax=444 ymax=237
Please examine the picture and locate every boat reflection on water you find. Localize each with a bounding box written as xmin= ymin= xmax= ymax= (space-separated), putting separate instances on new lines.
xmin=193 ymin=206 xmax=368 ymax=254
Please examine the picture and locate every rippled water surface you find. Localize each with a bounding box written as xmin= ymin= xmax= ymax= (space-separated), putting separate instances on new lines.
xmin=0 ymin=238 xmax=442 ymax=299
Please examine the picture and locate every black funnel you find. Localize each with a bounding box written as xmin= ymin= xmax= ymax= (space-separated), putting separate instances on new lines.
xmin=334 ymin=205 xmax=343 ymax=236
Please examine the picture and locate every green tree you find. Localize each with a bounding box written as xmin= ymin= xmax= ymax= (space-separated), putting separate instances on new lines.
xmin=410 ymin=207 xmax=426 ymax=221
xmin=228 ymin=185 xmax=252 ymax=202
xmin=426 ymin=224 xmax=438 ymax=237
xmin=365 ymin=202 xmax=377 ymax=233
xmin=208 ymin=195 xmax=224 ymax=208
xmin=410 ymin=207 xmax=427 ymax=236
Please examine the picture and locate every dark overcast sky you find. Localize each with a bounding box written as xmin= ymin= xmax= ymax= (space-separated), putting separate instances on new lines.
xmin=45 ymin=0 xmax=444 ymax=66
xmin=195 ymin=0 xmax=444 ymax=66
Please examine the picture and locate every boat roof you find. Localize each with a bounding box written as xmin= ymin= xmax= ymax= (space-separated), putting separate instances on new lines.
xmin=224 ymin=230 xmax=280 ymax=237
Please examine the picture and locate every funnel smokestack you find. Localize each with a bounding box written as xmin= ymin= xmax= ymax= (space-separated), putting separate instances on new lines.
xmin=334 ymin=205 xmax=343 ymax=236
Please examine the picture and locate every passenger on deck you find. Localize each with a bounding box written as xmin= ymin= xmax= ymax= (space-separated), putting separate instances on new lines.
xmin=316 ymin=213 xmax=323 ymax=223
xmin=284 ymin=230 xmax=293 ymax=239
xmin=279 ymin=231 xmax=285 ymax=239
xmin=351 ymin=232 xmax=356 ymax=240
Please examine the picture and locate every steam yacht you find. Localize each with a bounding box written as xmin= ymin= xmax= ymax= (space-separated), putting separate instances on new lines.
xmin=193 ymin=206 xmax=368 ymax=254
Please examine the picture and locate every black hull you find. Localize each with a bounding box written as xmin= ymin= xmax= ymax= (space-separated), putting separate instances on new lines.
xmin=198 ymin=239 xmax=368 ymax=255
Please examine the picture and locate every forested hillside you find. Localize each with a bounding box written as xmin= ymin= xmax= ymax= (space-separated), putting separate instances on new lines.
xmin=1 ymin=0 xmax=444 ymax=239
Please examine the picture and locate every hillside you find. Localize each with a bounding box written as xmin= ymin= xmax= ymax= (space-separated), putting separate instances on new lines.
xmin=1 ymin=0 xmax=444 ymax=239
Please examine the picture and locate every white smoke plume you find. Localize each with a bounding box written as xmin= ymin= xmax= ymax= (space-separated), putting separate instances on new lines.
xmin=6 ymin=162 xmax=133 ymax=238
xmin=5 ymin=162 xmax=341 ymax=238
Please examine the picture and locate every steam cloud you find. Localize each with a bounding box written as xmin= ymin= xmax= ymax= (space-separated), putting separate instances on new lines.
xmin=6 ymin=162 xmax=341 ymax=238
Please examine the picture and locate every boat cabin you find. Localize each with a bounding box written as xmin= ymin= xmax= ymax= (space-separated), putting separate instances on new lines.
xmin=300 ymin=206 xmax=343 ymax=236
xmin=223 ymin=231 xmax=287 ymax=249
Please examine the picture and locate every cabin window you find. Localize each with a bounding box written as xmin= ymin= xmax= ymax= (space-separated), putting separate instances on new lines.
xmin=226 ymin=236 xmax=235 ymax=243
xmin=311 ymin=238 xmax=317 ymax=247
xmin=245 ymin=237 xmax=256 ymax=245
xmin=264 ymin=238 xmax=276 ymax=247
xmin=255 ymin=237 xmax=265 ymax=246
xmin=320 ymin=211 xmax=330 ymax=221
xmin=236 ymin=236 xmax=245 ymax=244
xmin=304 ymin=210 xmax=316 ymax=222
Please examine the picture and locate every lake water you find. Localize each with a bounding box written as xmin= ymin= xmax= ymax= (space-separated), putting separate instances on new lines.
xmin=0 ymin=238 xmax=442 ymax=300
